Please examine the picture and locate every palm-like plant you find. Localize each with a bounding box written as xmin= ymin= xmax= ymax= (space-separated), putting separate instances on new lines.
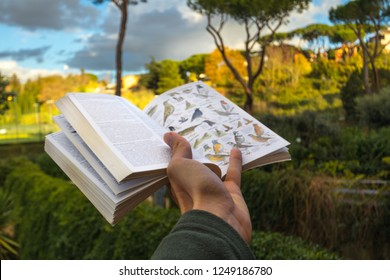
xmin=0 ymin=188 xmax=19 ymax=259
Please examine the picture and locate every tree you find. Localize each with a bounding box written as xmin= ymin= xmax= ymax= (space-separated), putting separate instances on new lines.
xmin=205 ymin=48 xmax=246 ymax=89
xmin=188 ymin=0 xmax=310 ymax=114
xmin=0 ymin=73 xmax=16 ymax=116
xmin=289 ymin=23 xmax=334 ymax=55
xmin=93 ymin=0 xmax=147 ymax=96
xmin=179 ymin=54 xmax=208 ymax=81
xmin=330 ymin=0 xmax=390 ymax=94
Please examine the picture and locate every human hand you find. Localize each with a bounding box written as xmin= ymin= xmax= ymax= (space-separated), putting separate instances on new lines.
xmin=163 ymin=132 xmax=252 ymax=243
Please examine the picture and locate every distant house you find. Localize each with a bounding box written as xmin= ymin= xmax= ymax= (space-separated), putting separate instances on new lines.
xmin=333 ymin=44 xmax=360 ymax=62
xmin=265 ymin=43 xmax=303 ymax=63
xmin=377 ymin=28 xmax=390 ymax=52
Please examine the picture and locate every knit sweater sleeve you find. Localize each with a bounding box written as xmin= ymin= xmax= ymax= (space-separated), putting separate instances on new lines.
xmin=151 ymin=210 xmax=255 ymax=260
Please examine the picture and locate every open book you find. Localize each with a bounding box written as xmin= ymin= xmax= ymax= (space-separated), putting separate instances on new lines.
xmin=45 ymin=81 xmax=290 ymax=224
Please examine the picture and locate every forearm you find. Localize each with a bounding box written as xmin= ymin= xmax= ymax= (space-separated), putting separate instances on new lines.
xmin=151 ymin=210 xmax=255 ymax=260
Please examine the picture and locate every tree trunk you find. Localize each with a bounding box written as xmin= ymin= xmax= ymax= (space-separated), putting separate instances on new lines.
xmin=115 ymin=0 xmax=128 ymax=96
xmin=244 ymin=88 xmax=253 ymax=116
xmin=362 ymin=46 xmax=372 ymax=95
xmin=370 ymin=59 xmax=380 ymax=93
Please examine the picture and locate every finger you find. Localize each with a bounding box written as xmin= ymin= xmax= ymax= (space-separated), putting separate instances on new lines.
xmin=164 ymin=132 xmax=192 ymax=160
xmin=224 ymin=148 xmax=242 ymax=186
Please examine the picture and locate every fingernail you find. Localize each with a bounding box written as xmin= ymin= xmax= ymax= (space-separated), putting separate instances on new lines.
xmin=164 ymin=132 xmax=173 ymax=147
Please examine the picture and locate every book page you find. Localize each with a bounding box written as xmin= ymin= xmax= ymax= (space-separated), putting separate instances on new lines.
xmin=53 ymin=115 xmax=165 ymax=195
xmin=143 ymin=81 xmax=290 ymax=176
xmin=45 ymin=132 xmax=168 ymax=224
xmin=62 ymin=93 xmax=171 ymax=176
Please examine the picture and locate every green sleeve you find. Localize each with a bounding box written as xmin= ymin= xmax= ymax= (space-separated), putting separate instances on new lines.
xmin=151 ymin=210 xmax=255 ymax=260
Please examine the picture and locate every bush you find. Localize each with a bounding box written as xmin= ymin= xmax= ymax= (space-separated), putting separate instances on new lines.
xmin=341 ymin=70 xmax=364 ymax=121
xmin=251 ymin=231 xmax=340 ymax=260
xmin=356 ymin=87 xmax=390 ymax=128
xmin=5 ymin=160 xmax=180 ymax=259
xmin=341 ymin=69 xmax=390 ymax=121
xmin=242 ymin=168 xmax=390 ymax=259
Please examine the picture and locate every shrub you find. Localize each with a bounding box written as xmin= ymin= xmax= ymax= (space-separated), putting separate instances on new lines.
xmin=251 ymin=231 xmax=340 ymax=260
xmin=5 ymin=160 xmax=180 ymax=259
xmin=356 ymin=87 xmax=390 ymax=128
xmin=242 ymin=168 xmax=390 ymax=259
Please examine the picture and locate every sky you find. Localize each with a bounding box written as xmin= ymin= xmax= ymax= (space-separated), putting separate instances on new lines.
xmin=0 ymin=0 xmax=348 ymax=83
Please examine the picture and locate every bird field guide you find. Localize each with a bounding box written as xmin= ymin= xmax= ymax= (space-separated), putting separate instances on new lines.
xmin=45 ymin=81 xmax=291 ymax=224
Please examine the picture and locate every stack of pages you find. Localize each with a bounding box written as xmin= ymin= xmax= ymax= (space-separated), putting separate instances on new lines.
xmin=45 ymin=81 xmax=291 ymax=224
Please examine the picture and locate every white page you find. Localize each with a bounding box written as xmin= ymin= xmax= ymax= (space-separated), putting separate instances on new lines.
xmin=144 ymin=81 xmax=290 ymax=176
xmin=53 ymin=115 xmax=165 ymax=195
xmin=70 ymin=93 xmax=171 ymax=169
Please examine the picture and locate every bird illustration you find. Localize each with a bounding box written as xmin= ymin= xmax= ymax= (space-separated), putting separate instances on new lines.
xmin=234 ymin=131 xmax=246 ymax=146
xmin=248 ymin=134 xmax=270 ymax=143
xmin=163 ymin=100 xmax=175 ymax=126
xmin=223 ymin=124 xmax=233 ymax=132
xmin=193 ymin=132 xmax=212 ymax=149
xmin=203 ymin=144 xmax=211 ymax=152
xmin=196 ymin=84 xmax=208 ymax=98
xmin=212 ymin=139 xmax=226 ymax=154
xmin=248 ymin=123 xmax=272 ymax=143
xmin=146 ymin=105 xmax=157 ymax=117
xmin=191 ymin=108 xmax=203 ymax=122
xmin=202 ymin=119 xmax=216 ymax=126
xmin=232 ymin=131 xmax=253 ymax=148
xmin=177 ymin=123 xmax=201 ymax=136
xmin=244 ymin=118 xmax=253 ymax=125
xmin=185 ymin=101 xmax=195 ymax=110
xmin=179 ymin=116 xmax=188 ymax=123
xmin=220 ymin=100 xmax=234 ymax=113
xmin=213 ymin=109 xmax=238 ymax=116
xmin=205 ymin=153 xmax=230 ymax=163
xmin=214 ymin=128 xmax=227 ymax=137
xmin=173 ymin=96 xmax=184 ymax=102
xmin=253 ymin=124 xmax=264 ymax=136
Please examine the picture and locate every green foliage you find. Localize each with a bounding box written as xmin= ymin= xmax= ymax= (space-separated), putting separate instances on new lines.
xmin=0 ymin=72 xmax=17 ymax=116
xmin=156 ymin=60 xmax=184 ymax=94
xmin=341 ymin=69 xmax=390 ymax=121
xmin=85 ymin=204 xmax=180 ymax=259
xmin=330 ymin=24 xmax=359 ymax=44
xmin=141 ymin=58 xmax=161 ymax=91
xmin=356 ymin=86 xmax=390 ymax=128
xmin=0 ymin=187 xmax=19 ymax=259
xmin=4 ymin=159 xmax=180 ymax=259
xmin=242 ymin=168 xmax=390 ymax=259
xmin=179 ymin=54 xmax=207 ymax=80
xmin=251 ymin=231 xmax=340 ymax=260
xmin=143 ymin=59 xmax=184 ymax=94
xmin=330 ymin=0 xmax=390 ymax=94
xmin=341 ymin=70 xmax=365 ymax=120
xmin=188 ymin=0 xmax=309 ymax=20
xmin=289 ymin=23 xmax=334 ymax=47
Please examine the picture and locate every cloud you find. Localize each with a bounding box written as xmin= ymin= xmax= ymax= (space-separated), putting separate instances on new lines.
xmin=0 ymin=60 xmax=75 ymax=83
xmin=0 ymin=46 xmax=51 ymax=63
xmin=1 ymin=1 xmax=348 ymax=76
xmin=0 ymin=0 xmax=100 ymax=31
xmin=66 ymin=6 xmax=214 ymax=72
xmin=283 ymin=0 xmax=345 ymax=32
xmin=66 ymin=0 xmax=345 ymax=73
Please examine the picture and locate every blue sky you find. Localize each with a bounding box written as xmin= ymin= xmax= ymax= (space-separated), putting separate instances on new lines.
xmin=0 ymin=0 xmax=348 ymax=82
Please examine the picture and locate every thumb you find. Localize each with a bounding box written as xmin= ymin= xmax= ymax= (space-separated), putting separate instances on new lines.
xmin=164 ymin=132 xmax=192 ymax=160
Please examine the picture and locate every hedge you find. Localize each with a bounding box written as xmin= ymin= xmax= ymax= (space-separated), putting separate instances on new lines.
xmin=3 ymin=159 xmax=338 ymax=259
